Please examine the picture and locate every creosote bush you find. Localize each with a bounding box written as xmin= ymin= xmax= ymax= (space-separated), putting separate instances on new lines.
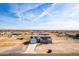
xmin=75 ymin=33 xmax=79 ymax=37
xmin=74 ymin=33 xmax=79 ymax=39
xmin=47 ymin=49 xmax=52 ymax=53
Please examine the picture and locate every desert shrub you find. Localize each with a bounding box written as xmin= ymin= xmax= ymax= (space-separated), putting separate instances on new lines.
xmin=23 ymin=41 xmax=29 ymax=45
xmin=17 ymin=38 xmax=24 ymax=40
xmin=47 ymin=49 xmax=52 ymax=53
xmin=74 ymin=33 xmax=79 ymax=39
xmin=75 ymin=33 xmax=79 ymax=37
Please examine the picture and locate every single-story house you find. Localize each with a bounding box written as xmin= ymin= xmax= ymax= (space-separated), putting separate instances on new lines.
xmin=29 ymin=36 xmax=52 ymax=44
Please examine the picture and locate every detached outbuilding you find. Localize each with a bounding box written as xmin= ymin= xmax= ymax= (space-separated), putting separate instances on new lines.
xmin=29 ymin=36 xmax=52 ymax=44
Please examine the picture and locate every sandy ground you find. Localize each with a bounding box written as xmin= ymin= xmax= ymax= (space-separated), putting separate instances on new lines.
xmin=0 ymin=37 xmax=28 ymax=54
xmin=35 ymin=33 xmax=79 ymax=55
xmin=0 ymin=32 xmax=79 ymax=55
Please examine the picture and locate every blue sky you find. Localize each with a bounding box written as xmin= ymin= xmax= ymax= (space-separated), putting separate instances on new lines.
xmin=0 ymin=3 xmax=79 ymax=30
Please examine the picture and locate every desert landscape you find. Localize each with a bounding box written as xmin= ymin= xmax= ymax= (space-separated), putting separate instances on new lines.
xmin=0 ymin=30 xmax=79 ymax=55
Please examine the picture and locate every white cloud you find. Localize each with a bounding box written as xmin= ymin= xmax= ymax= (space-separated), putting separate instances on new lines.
xmin=33 ymin=3 xmax=79 ymax=30
xmin=8 ymin=3 xmax=79 ymax=30
xmin=9 ymin=3 xmax=43 ymax=21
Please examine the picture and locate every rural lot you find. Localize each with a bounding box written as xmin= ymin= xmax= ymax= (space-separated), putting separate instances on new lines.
xmin=0 ymin=30 xmax=79 ymax=55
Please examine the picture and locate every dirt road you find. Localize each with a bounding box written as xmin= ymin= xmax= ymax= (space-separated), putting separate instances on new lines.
xmin=24 ymin=44 xmax=37 ymax=54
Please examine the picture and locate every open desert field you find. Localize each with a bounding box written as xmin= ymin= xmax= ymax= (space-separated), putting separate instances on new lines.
xmin=0 ymin=30 xmax=79 ymax=55
xmin=35 ymin=33 xmax=79 ymax=55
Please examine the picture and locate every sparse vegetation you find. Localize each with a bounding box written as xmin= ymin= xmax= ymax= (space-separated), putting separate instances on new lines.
xmin=23 ymin=41 xmax=29 ymax=45
xmin=74 ymin=33 xmax=79 ymax=39
xmin=47 ymin=49 xmax=52 ymax=53
xmin=75 ymin=33 xmax=79 ymax=37
xmin=0 ymin=30 xmax=79 ymax=54
xmin=17 ymin=38 xmax=24 ymax=40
